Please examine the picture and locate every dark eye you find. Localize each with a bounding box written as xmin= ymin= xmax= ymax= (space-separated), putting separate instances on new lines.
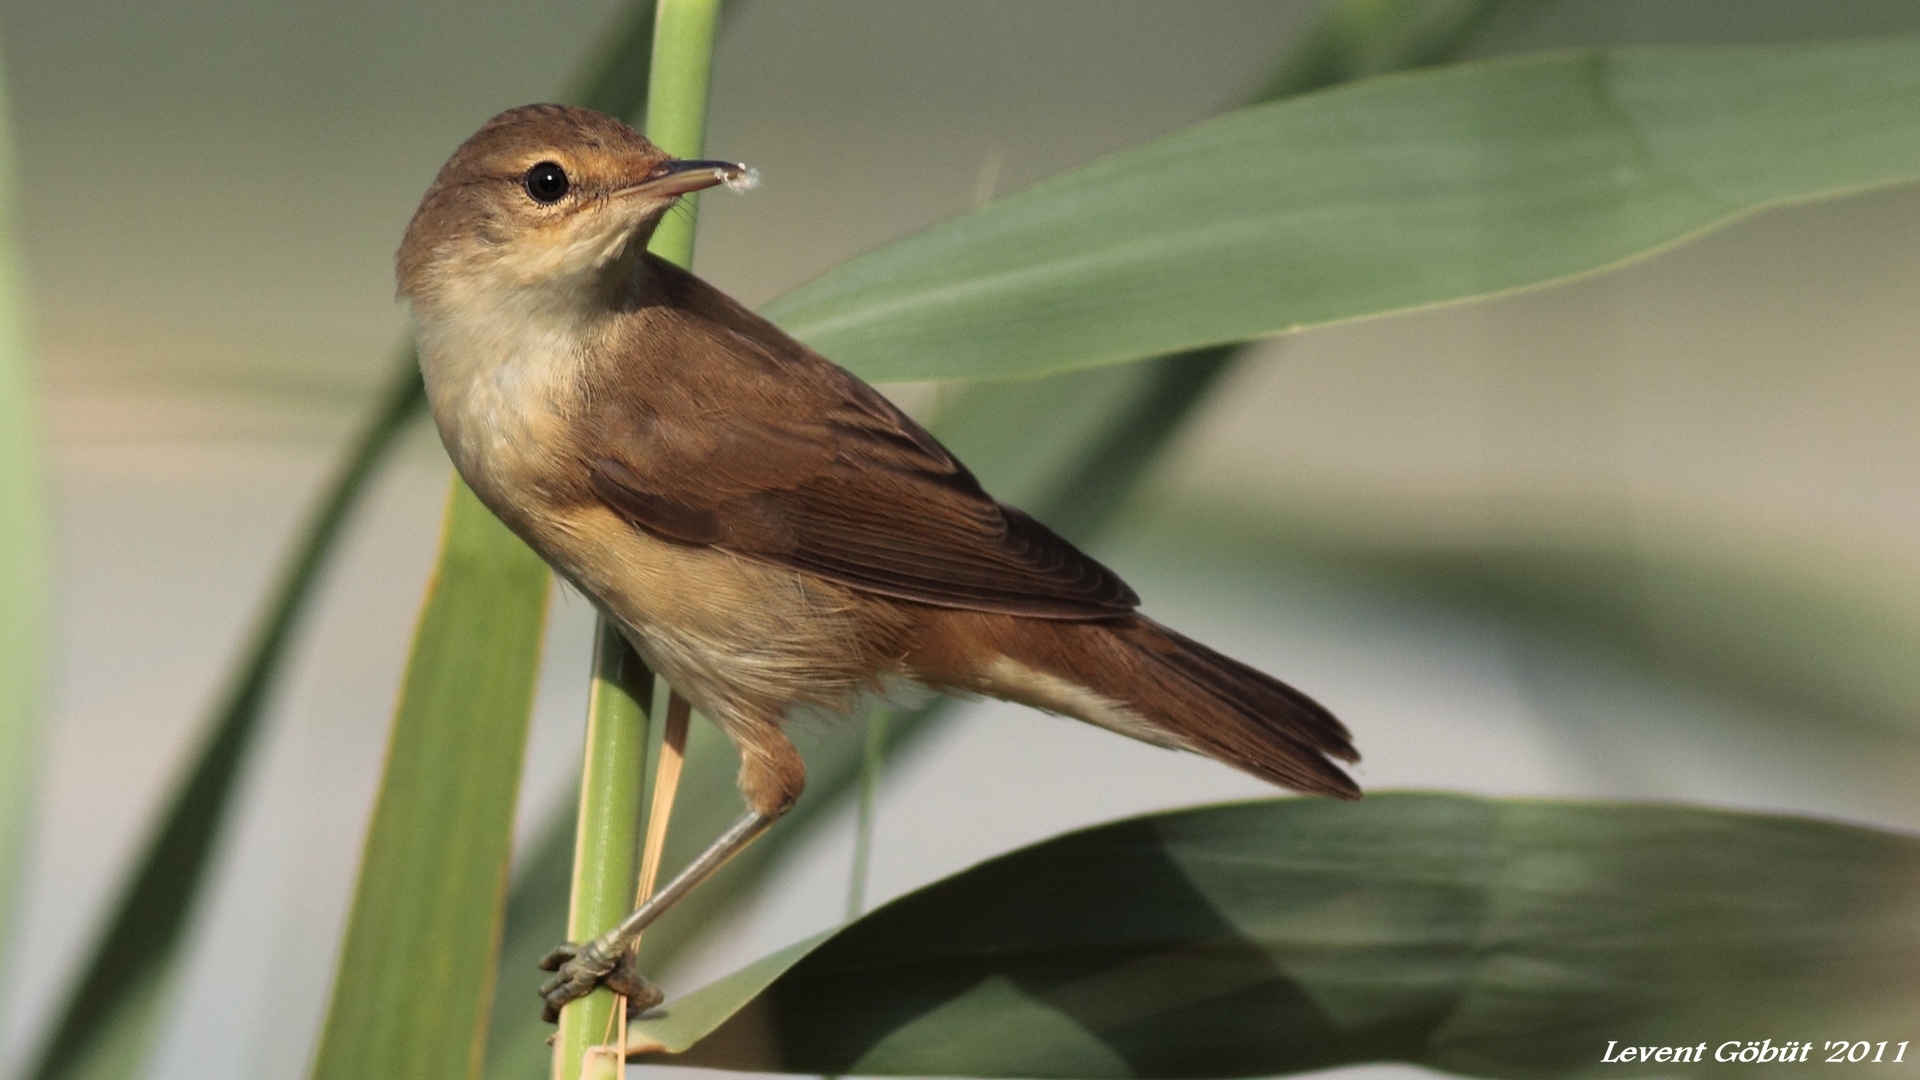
xmin=524 ymin=161 xmax=570 ymax=203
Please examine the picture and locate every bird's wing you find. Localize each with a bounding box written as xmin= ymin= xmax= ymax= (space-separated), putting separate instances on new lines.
xmin=579 ymin=266 xmax=1137 ymax=619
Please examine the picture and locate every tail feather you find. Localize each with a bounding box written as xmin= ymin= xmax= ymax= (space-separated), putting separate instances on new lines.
xmin=991 ymin=615 xmax=1361 ymax=800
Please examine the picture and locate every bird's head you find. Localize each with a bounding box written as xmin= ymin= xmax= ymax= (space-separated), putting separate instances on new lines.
xmin=397 ymin=103 xmax=749 ymax=312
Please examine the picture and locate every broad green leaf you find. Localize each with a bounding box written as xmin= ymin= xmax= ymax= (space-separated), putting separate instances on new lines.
xmin=630 ymin=794 xmax=1920 ymax=1077
xmin=924 ymin=0 xmax=1543 ymax=539
xmin=307 ymin=482 xmax=550 ymax=1080
xmin=0 ymin=41 xmax=45 ymax=1001
xmin=765 ymin=38 xmax=1920 ymax=384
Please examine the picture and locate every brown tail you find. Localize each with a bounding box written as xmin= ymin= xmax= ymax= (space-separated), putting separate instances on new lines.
xmin=982 ymin=614 xmax=1361 ymax=799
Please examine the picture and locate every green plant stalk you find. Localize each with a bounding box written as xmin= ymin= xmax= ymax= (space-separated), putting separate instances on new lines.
xmin=552 ymin=627 xmax=653 ymax=1079
xmin=555 ymin=0 xmax=725 ymax=1076
xmin=643 ymin=0 xmax=724 ymax=266
xmin=0 ymin=43 xmax=46 ymax=1004
xmin=308 ymin=482 xmax=551 ymax=1080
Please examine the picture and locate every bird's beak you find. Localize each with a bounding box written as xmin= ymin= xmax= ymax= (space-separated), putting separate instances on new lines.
xmin=620 ymin=158 xmax=750 ymax=200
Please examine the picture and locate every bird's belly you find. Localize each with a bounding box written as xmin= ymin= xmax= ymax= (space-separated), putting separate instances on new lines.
xmin=535 ymin=504 xmax=902 ymax=730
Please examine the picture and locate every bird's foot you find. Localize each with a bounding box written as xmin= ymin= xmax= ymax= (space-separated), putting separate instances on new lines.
xmin=538 ymin=940 xmax=664 ymax=1023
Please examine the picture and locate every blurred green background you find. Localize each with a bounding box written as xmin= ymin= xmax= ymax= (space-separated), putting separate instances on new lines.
xmin=3 ymin=2 xmax=1918 ymax=1079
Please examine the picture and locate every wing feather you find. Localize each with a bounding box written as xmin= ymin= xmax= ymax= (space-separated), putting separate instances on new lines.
xmin=579 ymin=258 xmax=1138 ymax=619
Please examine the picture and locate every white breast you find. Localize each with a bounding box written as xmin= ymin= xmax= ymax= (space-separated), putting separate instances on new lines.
xmin=410 ymin=278 xmax=586 ymax=506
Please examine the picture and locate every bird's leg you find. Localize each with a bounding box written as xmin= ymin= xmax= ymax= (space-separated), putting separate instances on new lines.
xmin=539 ymin=808 xmax=776 ymax=1021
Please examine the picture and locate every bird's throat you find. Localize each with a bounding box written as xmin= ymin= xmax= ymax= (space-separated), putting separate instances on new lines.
xmin=411 ymin=284 xmax=592 ymax=514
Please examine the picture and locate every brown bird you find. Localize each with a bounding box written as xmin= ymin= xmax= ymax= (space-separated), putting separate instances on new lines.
xmin=398 ymin=104 xmax=1359 ymax=1021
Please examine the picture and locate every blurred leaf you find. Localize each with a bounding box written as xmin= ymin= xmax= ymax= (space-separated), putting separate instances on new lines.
xmin=765 ymin=37 xmax=1920 ymax=384
xmin=482 ymin=805 xmax=577 ymax=1080
xmin=21 ymin=361 xmax=424 ymax=1080
xmin=929 ymin=350 xmax=1241 ymax=543
xmin=930 ymin=0 xmax=1545 ymax=541
xmin=307 ymin=483 xmax=551 ymax=1080
xmin=0 ymin=41 xmax=44 ymax=998
xmin=628 ymin=794 xmax=1920 ymax=1077
xmin=1258 ymin=0 xmax=1532 ymax=99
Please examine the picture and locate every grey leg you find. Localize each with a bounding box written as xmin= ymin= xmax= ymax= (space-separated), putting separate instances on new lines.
xmin=539 ymin=808 xmax=776 ymax=1022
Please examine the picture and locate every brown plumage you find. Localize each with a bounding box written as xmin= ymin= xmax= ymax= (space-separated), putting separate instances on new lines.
xmin=398 ymin=103 xmax=1359 ymax=1019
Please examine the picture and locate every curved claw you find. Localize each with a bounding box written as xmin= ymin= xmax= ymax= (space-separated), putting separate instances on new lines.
xmin=538 ymin=939 xmax=617 ymax=1023
xmin=607 ymin=953 xmax=665 ymax=1017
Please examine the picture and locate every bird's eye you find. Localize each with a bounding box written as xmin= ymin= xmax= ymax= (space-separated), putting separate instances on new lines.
xmin=524 ymin=161 xmax=570 ymax=203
